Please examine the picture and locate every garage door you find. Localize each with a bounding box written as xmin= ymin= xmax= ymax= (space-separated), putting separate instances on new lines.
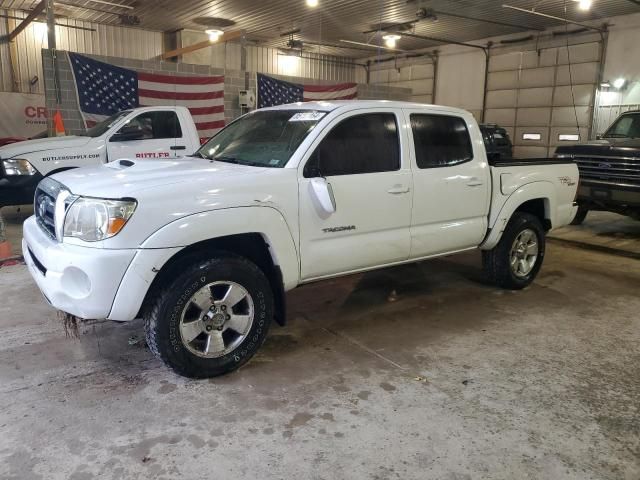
xmin=485 ymin=41 xmax=601 ymax=158
xmin=369 ymin=60 xmax=435 ymax=104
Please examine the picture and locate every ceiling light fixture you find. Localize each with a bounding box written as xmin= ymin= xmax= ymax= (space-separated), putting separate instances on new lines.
xmin=306 ymin=0 xmax=319 ymax=7
xmin=382 ymin=34 xmax=401 ymax=49
xmin=206 ymin=29 xmax=224 ymax=42
xmin=575 ymin=0 xmax=592 ymax=11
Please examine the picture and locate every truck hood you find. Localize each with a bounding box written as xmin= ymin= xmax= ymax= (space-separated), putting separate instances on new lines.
xmin=0 ymin=136 xmax=92 ymax=159
xmin=51 ymin=157 xmax=270 ymax=198
xmin=555 ymin=138 xmax=640 ymax=159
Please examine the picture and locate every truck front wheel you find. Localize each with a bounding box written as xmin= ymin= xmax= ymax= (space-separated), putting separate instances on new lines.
xmin=144 ymin=254 xmax=274 ymax=378
xmin=482 ymin=212 xmax=546 ymax=290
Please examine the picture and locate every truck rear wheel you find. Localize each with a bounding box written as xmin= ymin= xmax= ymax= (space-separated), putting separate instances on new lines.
xmin=570 ymin=207 xmax=588 ymax=225
xmin=482 ymin=212 xmax=546 ymax=290
xmin=144 ymin=254 xmax=273 ymax=378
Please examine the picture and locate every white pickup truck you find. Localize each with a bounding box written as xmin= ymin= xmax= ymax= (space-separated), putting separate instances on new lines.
xmin=22 ymin=101 xmax=579 ymax=378
xmin=0 ymin=106 xmax=201 ymax=207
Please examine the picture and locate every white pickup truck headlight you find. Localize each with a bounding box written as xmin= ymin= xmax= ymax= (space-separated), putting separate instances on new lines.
xmin=63 ymin=197 xmax=137 ymax=242
xmin=2 ymin=158 xmax=37 ymax=175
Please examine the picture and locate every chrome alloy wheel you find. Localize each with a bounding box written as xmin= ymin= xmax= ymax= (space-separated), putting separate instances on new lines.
xmin=179 ymin=281 xmax=254 ymax=358
xmin=509 ymin=228 xmax=539 ymax=278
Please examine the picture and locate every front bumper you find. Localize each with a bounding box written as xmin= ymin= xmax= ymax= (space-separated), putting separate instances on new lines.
xmin=0 ymin=172 xmax=43 ymax=207
xmin=577 ymin=180 xmax=640 ymax=208
xmin=22 ymin=216 xmax=137 ymax=320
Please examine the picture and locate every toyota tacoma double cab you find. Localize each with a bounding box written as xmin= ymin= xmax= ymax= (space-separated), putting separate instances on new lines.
xmin=22 ymin=101 xmax=579 ymax=378
xmin=0 ymin=106 xmax=201 ymax=207
xmin=556 ymin=110 xmax=640 ymax=223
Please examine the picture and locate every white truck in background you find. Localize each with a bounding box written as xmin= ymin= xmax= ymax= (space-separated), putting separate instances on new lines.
xmin=0 ymin=106 xmax=201 ymax=206
xmin=22 ymin=101 xmax=579 ymax=378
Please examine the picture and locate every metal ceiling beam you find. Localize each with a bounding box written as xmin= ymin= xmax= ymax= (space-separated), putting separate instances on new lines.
xmin=432 ymin=9 xmax=545 ymax=32
xmin=8 ymin=0 xmax=46 ymax=41
xmin=339 ymin=39 xmax=408 ymax=53
xmin=391 ymin=31 xmax=488 ymax=52
xmin=501 ymin=4 xmax=605 ymax=33
xmin=161 ymin=29 xmax=245 ymax=60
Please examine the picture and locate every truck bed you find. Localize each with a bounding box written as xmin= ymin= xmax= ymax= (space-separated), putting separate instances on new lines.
xmin=488 ymin=157 xmax=575 ymax=167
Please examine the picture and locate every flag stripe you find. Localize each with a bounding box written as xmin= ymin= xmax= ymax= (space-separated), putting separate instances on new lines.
xmin=138 ymin=89 xmax=224 ymax=100
xmin=304 ymin=86 xmax=358 ymax=100
xmin=188 ymin=105 xmax=225 ymax=115
xmin=138 ymin=80 xmax=224 ymax=94
xmin=139 ymin=97 xmax=224 ymax=109
xmin=195 ymin=120 xmax=226 ymax=130
xmin=138 ymin=72 xmax=224 ymax=85
xmin=303 ymin=83 xmax=357 ymax=93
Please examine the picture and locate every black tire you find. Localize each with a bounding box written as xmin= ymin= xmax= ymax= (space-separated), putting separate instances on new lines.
xmin=570 ymin=207 xmax=588 ymax=225
xmin=144 ymin=254 xmax=273 ymax=378
xmin=482 ymin=212 xmax=546 ymax=290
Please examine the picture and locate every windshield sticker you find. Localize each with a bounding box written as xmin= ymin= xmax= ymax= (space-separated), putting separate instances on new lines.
xmin=269 ymin=159 xmax=280 ymax=165
xmin=289 ymin=111 xmax=326 ymax=122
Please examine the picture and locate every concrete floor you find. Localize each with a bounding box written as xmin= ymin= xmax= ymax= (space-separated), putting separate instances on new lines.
xmin=550 ymin=211 xmax=640 ymax=257
xmin=1 ymin=237 xmax=639 ymax=479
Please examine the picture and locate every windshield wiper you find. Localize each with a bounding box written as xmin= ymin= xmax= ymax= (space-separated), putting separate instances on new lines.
xmin=213 ymin=155 xmax=239 ymax=164
xmin=213 ymin=156 xmax=271 ymax=168
xmin=190 ymin=151 xmax=209 ymax=159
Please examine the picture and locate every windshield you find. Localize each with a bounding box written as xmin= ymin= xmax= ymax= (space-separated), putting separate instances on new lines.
xmin=85 ymin=110 xmax=131 ymax=138
xmin=604 ymin=113 xmax=640 ymax=139
xmin=196 ymin=109 xmax=326 ymax=167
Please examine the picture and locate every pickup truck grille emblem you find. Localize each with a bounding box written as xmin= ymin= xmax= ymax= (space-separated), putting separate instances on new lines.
xmin=598 ymin=162 xmax=612 ymax=169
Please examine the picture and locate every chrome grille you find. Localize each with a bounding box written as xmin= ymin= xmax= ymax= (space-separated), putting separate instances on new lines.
xmin=34 ymin=177 xmax=66 ymax=240
xmin=573 ymin=156 xmax=640 ymax=186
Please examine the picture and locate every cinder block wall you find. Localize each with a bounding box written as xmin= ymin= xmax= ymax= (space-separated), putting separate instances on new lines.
xmin=42 ymin=49 xmax=412 ymax=136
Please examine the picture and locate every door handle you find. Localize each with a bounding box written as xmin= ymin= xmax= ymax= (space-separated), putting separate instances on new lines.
xmin=170 ymin=145 xmax=186 ymax=150
xmin=387 ymin=185 xmax=410 ymax=194
xmin=466 ymin=177 xmax=484 ymax=187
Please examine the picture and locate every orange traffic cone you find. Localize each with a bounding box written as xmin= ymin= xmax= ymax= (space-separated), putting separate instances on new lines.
xmin=53 ymin=110 xmax=66 ymax=137
xmin=0 ymin=212 xmax=12 ymax=261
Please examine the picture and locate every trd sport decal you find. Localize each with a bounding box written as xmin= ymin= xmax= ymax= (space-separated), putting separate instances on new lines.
xmin=322 ymin=225 xmax=356 ymax=233
xmin=558 ymin=176 xmax=576 ymax=187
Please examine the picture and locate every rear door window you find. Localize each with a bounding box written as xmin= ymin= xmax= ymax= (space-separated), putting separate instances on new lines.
xmin=410 ymin=114 xmax=473 ymax=168
xmin=118 ymin=111 xmax=182 ymax=140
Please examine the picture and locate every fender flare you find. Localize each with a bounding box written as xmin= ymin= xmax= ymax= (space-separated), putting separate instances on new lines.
xmin=142 ymin=205 xmax=300 ymax=287
xmin=107 ymin=206 xmax=300 ymax=321
xmin=481 ymin=181 xmax=556 ymax=250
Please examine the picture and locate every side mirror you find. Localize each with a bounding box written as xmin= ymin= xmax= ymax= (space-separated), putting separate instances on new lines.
xmin=596 ymin=134 xmax=602 ymax=140
xmin=309 ymin=177 xmax=336 ymax=214
xmin=111 ymin=125 xmax=144 ymax=142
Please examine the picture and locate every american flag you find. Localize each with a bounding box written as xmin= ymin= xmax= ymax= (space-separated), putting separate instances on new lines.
xmin=257 ymin=73 xmax=357 ymax=108
xmin=68 ymin=52 xmax=225 ymax=141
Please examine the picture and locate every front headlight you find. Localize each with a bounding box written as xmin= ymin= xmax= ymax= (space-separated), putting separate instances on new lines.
xmin=2 ymin=158 xmax=37 ymax=175
xmin=63 ymin=197 xmax=137 ymax=242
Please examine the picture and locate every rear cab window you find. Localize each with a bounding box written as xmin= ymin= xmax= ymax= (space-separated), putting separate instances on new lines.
xmin=410 ymin=114 xmax=473 ymax=168
xmin=117 ymin=111 xmax=183 ymax=140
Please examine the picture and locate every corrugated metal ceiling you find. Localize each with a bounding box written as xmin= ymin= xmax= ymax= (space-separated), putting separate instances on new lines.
xmin=2 ymin=0 xmax=639 ymax=57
